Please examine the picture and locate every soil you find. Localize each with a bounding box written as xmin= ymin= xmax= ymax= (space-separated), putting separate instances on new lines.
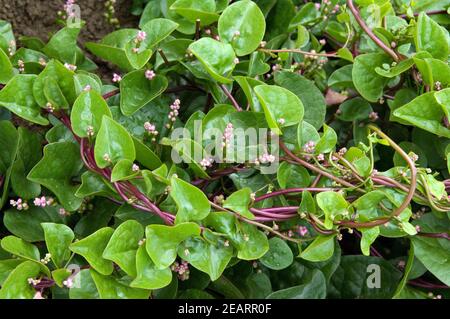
xmin=0 ymin=0 xmax=140 ymax=78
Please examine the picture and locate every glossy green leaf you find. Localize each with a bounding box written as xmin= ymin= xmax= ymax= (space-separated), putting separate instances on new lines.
xmin=90 ymin=269 xmax=150 ymax=299
xmin=130 ymin=245 xmax=172 ymax=290
xmin=188 ymin=38 xmax=236 ymax=83
xmin=300 ymin=235 xmax=336 ymax=262
xmin=260 ymin=237 xmax=293 ymax=270
xmin=145 ymin=222 xmax=201 ymax=269
xmin=27 ymin=142 xmax=83 ymax=211
xmin=70 ymin=90 xmax=112 ymax=138
xmin=94 ymin=116 xmax=136 ymax=168
xmin=0 ymin=75 xmax=48 ymax=125
xmin=69 ymin=227 xmax=115 ymax=275
xmin=103 ymin=220 xmax=144 ymax=277
xmin=0 ymin=261 xmax=41 ymax=299
xmin=267 ymin=269 xmax=326 ymax=299
xmin=316 ymin=192 xmax=348 ymax=229
xmin=120 ymin=69 xmax=168 ymax=116
xmin=218 ymin=0 xmax=265 ymax=56
xmin=415 ymin=12 xmax=449 ymax=61
xmin=41 ymin=223 xmax=74 ymax=268
xmin=0 ymin=48 xmax=14 ymax=84
xmin=0 ymin=236 xmax=40 ymax=261
xmin=223 ymin=187 xmax=254 ymax=219
xmin=254 ymin=84 xmax=304 ymax=135
xmin=170 ymin=176 xmax=211 ymax=223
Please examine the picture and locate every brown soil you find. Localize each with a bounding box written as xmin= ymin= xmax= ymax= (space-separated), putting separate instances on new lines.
xmin=0 ymin=0 xmax=139 ymax=78
xmin=0 ymin=0 xmax=138 ymax=42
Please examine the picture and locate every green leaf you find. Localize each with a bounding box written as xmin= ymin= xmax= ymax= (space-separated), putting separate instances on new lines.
xmin=103 ymin=220 xmax=144 ymax=277
xmin=94 ymin=116 xmax=136 ymax=168
xmin=120 ymin=69 xmax=168 ymax=116
xmin=33 ymin=59 xmax=76 ymax=107
xmin=0 ymin=236 xmax=40 ymax=261
xmin=0 ymin=120 xmax=18 ymax=209
xmin=415 ymin=12 xmax=449 ymax=61
xmin=277 ymin=162 xmax=310 ymax=189
xmin=0 ymin=261 xmax=41 ymax=299
xmin=315 ymin=124 xmax=337 ymax=154
xmin=69 ymin=269 xmax=99 ymax=299
xmin=316 ymin=192 xmax=348 ymax=229
xmin=133 ymin=136 xmax=162 ymax=170
xmin=27 ymin=142 xmax=83 ymax=211
xmin=69 ymin=227 xmax=115 ymax=275
xmin=0 ymin=47 xmax=14 ymax=84
xmin=90 ymin=269 xmax=150 ymax=299
xmin=170 ymin=0 xmax=219 ymax=25
xmin=223 ymin=187 xmax=254 ymax=219
xmin=329 ymin=256 xmax=402 ymax=298
xmin=267 ymin=269 xmax=326 ymax=299
xmin=188 ymin=38 xmax=236 ymax=83
xmin=352 ymin=53 xmax=391 ymax=102
xmin=300 ymin=235 xmax=336 ymax=262
xmin=218 ymin=0 xmax=266 ymax=56
xmin=41 ymin=223 xmax=74 ymax=268
xmin=0 ymin=259 xmax=23 ymax=286
xmin=179 ymin=234 xmax=233 ymax=281
xmin=70 ymin=90 xmax=112 ymax=138
xmin=254 ymin=84 xmax=304 ymax=135
xmin=337 ymin=97 xmax=372 ymax=122
xmin=10 ymin=127 xmax=43 ymax=199
xmin=0 ymin=75 xmax=48 ymax=125
xmin=274 ymin=71 xmax=326 ymax=129
xmin=138 ymin=17 xmax=179 ymax=48
xmin=359 ymin=227 xmax=380 ymax=256
xmin=260 ymin=237 xmax=293 ymax=270
xmin=130 ymin=245 xmax=172 ymax=290
xmin=3 ymin=206 xmax=64 ymax=242
xmin=393 ymin=91 xmax=450 ymax=138
xmin=170 ymin=175 xmax=211 ymax=223
xmin=145 ymin=222 xmax=201 ymax=269
xmin=411 ymin=235 xmax=450 ymax=286
xmin=42 ymin=26 xmax=80 ymax=64
xmin=110 ymin=159 xmax=139 ymax=182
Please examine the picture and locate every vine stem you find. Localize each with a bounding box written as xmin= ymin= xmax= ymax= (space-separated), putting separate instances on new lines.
xmin=346 ymin=0 xmax=399 ymax=62
xmin=220 ymin=84 xmax=242 ymax=111
xmin=258 ymin=48 xmax=338 ymax=58
xmin=254 ymin=187 xmax=339 ymax=202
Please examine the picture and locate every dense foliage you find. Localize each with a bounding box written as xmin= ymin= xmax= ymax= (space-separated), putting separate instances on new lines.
xmin=0 ymin=0 xmax=449 ymax=299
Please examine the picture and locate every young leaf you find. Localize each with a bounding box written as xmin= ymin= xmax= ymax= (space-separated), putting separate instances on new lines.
xmin=223 ymin=187 xmax=254 ymax=219
xmin=415 ymin=12 xmax=449 ymax=61
xmin=260 ymin=237 xmax=293 ymax=270
xmin=300 ymin=235 xmax=336 ymax=262
xmin=0 ymin=261 xmax=42 ymax=299
xmin=316 ymin=192 xmax=348 ymax=229
xmin=145 ymin=222 xmax=201 ymax=269
xmin=90 ymin=269 xmax=150 ymax=299
xmin=170 ymin=176 xmax=211 ymax=223
xmin=218 ymin=0 xmax=266 ymax=56
xmin=102 ymin=220 xmax=144 ymax=277
xmin=94 ymin=116 xmax=136 ymax=168
xmin=27 ymin=142 xmax=83 ymax=211
xmin=254 ymin=84 xmax=304 ymax=135
xmin=130 ymin=245 xmax=172 ymax=290
xmin=69 ymin=227 xmax=115 ymax=275
xmin=0 ymin=75 xmax=48 ymax=125
xmin=41 ymin=223 xmax=74 ymax=268
xmin=70 ymin=90 xmax=112 ymax=138
xmin=188 ymin=38 xmax=236 ymax=83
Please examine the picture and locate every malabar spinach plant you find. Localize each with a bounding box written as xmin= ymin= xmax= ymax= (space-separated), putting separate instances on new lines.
xmin=0 ymin=0 xmax=449 ymax=299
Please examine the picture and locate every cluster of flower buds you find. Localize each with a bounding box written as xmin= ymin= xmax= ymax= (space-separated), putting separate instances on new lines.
xmin=46 ymin=102 xmax=55 ymax=113
xmin=103 ymin=153 xmax=112 ymax=163
xmin=145 ymin=69 xmax=156 ymax=80
xmin=33 ymin=291 xmax=45 ymax=299
xmin=17 ymin=59 xmax=25 ymax=73
xmin=104 ymin=0 xmax=120 ymax=28
xmin=144 ymin=122 xmax=158 ymax=142
xmin=63 ymin=277 xmax=74 ymax=288
xmin=222 ymin=123 xmax=234 ymax=147
xmin=166 ymin=99 xmax=181 ymax=128
xmin=60 ymin=0 xmax=76 ymax=18
xmin=33 ymin=196 xmax=54 ymax=207
xmin=297 ymin=226 xmax=308 ymax=237
xmin=315 ymin=0 xmax=340 ymax=15
xmin=10 ymin=198 xmax=29 ymax=211
xmin=200 ymin=157 xmax=214 ymax=169
xmin=256 ymin=152 xmax=276 ymax=165
xmin=435 ymin=81 xmax=442 ymax=91
xmin=40 ymin=253 xmax=52 ymax=265
xmin=28 ymin=278 xmax=41 ymax=286
xmin=38 ymin=57 xmax=47 ymax=67
xmin=112 ymin=73 xmax=122 ymax=83
xmin=59 ymin=208 xmax=70 ymax=216
xmin=171 ymin=261 xmax=190 ymax=281
xmin=64 ymin=63 xmax=77 ymax=71
xmin=135 ymin=31 xmax=146 ymax=43
xmin=86 ymin=125 xmax=94 ymax=137
xmin=7 ymin=40 xmax=15 ymax=56
xmin=369 ymin=111 xmax=379 ymax=121
xmin=303 ymin=141 xmax=316 ymax=154
xmin=132 ymin=163 xmax=140 ymax=172
xmin=138 ymin=238 xmax=146 ymax=246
